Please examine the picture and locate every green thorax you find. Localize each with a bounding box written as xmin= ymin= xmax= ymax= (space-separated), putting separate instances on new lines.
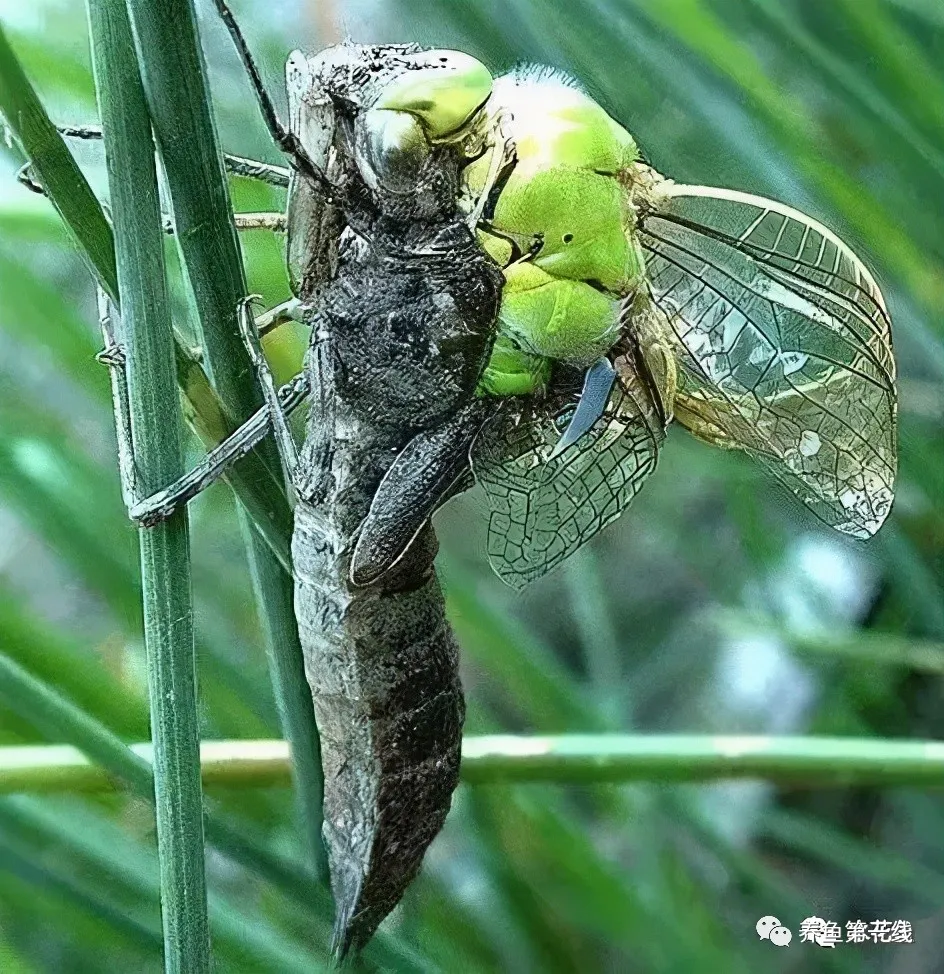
xmin=465 ymin=68 xmax=646 ymax=397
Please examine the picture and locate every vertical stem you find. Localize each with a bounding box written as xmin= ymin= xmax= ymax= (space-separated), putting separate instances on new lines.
xmin=245 ymin=544 xmax=326 ymax=865
xmin=0 ymin=24 xmax=294 ymax=570
xmin=87 ymin=1 xmax=209 ymax=971
xmin=125 ymin=0 xmax=326 ymax=880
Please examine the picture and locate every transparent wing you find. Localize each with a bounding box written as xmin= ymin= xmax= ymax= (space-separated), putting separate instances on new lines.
xmin=637 ymin=184 xmax=897 ymax=538
xmin=472 ymin=343 xmax=665 ymax=589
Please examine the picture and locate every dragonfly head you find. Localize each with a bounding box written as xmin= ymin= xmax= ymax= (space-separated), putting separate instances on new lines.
xmin=354 ymin=51 xmax=493 ymax=201
xmin=286 ymin=45 xmax=494 ymax=227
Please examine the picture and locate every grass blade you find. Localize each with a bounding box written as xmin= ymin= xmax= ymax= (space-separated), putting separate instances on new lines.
xmin=0 ymin=651 xmax=324 ymax=909
xmin=0 ymin=22 xmax=117 ymax=299
xmin=0 ymin=24 xmax=294 ymax=572
xmin=3 ymin=734 xmax=944 ymax=790
xmin=86 ymin=0 xmax=207 ymax=969
xmin=125 ymin=0 xmax=325 ymax=881
xmin=0 ymin=797 xmax=330 ymax=974
xmin=0 ymin=589 xmax=149 ymax=739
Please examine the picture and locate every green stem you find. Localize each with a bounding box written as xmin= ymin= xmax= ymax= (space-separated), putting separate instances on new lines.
xmin=0 ymin=24 xmax=116 ymax=297
xmin=0 ymin=653 xmax=429 ymax=969
xmin=460 ymin=733 xmax=944 ymax=785
xmin=125 ymin=0 xmax=325 ymax=882
xmin=2 ymin=735 xmax=942 ymax=791
xmin=86 ymin=1 xmax=208 ymax=970
xmin=0 ymin=20 xmax=292 ymax=571
xmin=0 ymin=650 xmax=320 ymax=902
xmin=0 ymin=798 xmax=329 ymax=974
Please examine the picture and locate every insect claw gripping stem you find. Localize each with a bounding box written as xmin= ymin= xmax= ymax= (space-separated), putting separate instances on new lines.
xmin=125 ymin=374 xmax=311 ymax=527
xmin=95 ymin=285 xmax=310 ymax=527
xmin=95 ymin=289 xmax=137 ymax=511
xmin=16 ymin=162 xmax=44 ymax=195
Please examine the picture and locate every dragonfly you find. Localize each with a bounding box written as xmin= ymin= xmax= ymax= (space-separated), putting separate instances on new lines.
xmin=40 ymin=18 xmax=502 ymax=961
xmin=454 ymin=66 xmax=898 ymax=589
xmin=348 ymin=66 xmax=896 ymax=592
xmin=39 ymin=12 xmax=896 ymax=962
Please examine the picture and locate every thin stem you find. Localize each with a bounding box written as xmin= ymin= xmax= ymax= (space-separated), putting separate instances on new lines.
xmin=0 ymin=651 xmax=325 ymax=910
xmin=126 ymin=0 xmax=325 ymax=882
xmin=87 ymin=0 xmax=208 ymax=970
xmin=1 ymin=735 xmax=942 ymax=792
xmin=0 ymin=29 xmax=295 ymax=572
xmin=0 ymin=652 xmax=427 ymax=969
xmin=0 ymin=24 xmax=118 ymax=299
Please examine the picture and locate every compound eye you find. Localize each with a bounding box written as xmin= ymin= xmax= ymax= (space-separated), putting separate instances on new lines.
xmin=373 ymin=52 xmax=493 ymax=141
xmin=356 ymin=108 xmax=431 ymax=193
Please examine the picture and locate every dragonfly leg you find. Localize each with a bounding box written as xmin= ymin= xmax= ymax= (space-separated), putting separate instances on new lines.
xmin=237 ymin=296 xmax=300 ymax=486
xmin=253 ymin=297 xmax=303 ymax=338
xmin=16 ymin=162 xmax=44 ymax=195
xmin=220 ymin=154 xmax=290 ymax=188
xmin=16 ymin=163 xmax=287 ymax=234
xmin=162 ymin=212 xmax=287 ymax=235
xmin=466 ymin=110 xmax=513 ymax=230
xmin=211 ymin=0 xmax=330 ymax=194
xmin=96 ymin=289 xmax=309 ymax=525
xmin=96 ymin=288 xmax=138 ymax=510
xmin=128 ymin=373 xmax=310 ymax=526
xmin=54 ymin=124 xmax=291 ymax=187
xmin=233 ymin=212 xmax=287 ymax=232
xmin=22 ymin=162 xmax=288 ymax=235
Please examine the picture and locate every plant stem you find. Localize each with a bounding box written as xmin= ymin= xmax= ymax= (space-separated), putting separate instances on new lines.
xmin=460 ymin=734 xmax=944 ymax=785
xmin=125 ymin=0 xmax=325 ymax=881
xmin=0 ymin=21 xmax=293 ymax=571
xmin=87 ymin=1 xmax=208 ymax=970
xmin=0 ymin=24 xmax=116 ymax=297
xmin=2 ymin=735 xmax=943 ymax=792
xmin=0 ymin=652 xmax=429 ymax=969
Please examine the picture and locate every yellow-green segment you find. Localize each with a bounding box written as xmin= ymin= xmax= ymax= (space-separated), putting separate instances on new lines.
xmin=465 ymin=70 xmax=644 ymax=397
xmin=373 ymin=50 xmax=494 ymax=141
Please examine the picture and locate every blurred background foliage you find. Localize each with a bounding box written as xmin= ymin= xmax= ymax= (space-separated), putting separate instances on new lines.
xmin=0 ymin=0 xmax=942 ymax=970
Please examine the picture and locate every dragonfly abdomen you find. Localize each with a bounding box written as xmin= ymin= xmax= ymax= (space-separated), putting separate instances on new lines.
xmin=292 ymin=415 xmax=465 ymax=958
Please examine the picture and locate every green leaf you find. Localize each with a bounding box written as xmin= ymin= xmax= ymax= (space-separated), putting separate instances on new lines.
xmin=0 ymin=22 xmax=117 ymax=298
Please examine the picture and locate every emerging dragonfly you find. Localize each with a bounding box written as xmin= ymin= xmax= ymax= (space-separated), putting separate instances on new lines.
xmin=43 ymin=12 xmax=896 ymax=962
xmin=461 ymin=68 xmax=897 ymax=587
xmin=350 ymin=65 xmax=897 ymax=592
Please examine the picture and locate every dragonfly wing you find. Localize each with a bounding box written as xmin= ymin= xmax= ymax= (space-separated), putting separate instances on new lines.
xmin=472 ymin=344 xmax=665 ymax=589
xmin=637 ymin=184 xmax=897 ymax=538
